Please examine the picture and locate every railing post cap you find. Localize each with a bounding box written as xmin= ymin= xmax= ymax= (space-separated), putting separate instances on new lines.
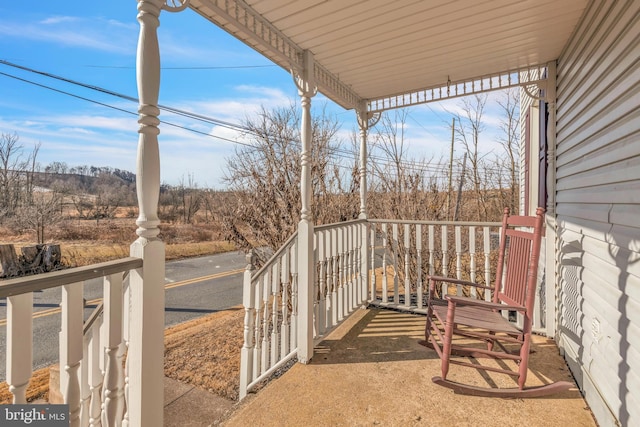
xmin=245 ymin=251 xmax=256 ymax=268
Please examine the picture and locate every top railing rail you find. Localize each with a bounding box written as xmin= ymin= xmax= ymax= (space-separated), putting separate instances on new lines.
xmin=251 ymin=232 xmax=298 ymax=280
xmin=314 ymin=218 xmax=366 ymax=233
xmin=0 ymin=257 xmax=142 ymax=298
xmin=368 ymin=218 xmax=501 ymax=227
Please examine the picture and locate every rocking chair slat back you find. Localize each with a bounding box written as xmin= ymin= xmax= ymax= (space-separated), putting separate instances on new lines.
xmin=494 ymin=209 xmax=543 ymax=312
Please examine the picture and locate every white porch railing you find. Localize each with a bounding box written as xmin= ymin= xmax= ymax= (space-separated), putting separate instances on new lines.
xmin=1 ymin=257 xmax=142 ymax=426
xmin=367 ymin=219 xmax=502 ymax=312
xmin=239 ymin=219 xmax=368 ymax=398
xmin=239 ymin=218 xmax=509 ymax=399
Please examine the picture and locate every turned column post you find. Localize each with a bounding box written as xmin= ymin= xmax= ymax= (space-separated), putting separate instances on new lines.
xmin=293 ymin=50 xmax=317 ymax=363
xmin=356 ymin=107 xmax=380 ymax=303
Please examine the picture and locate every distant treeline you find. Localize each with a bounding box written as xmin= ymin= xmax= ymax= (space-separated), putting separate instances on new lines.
xmin=42 ymin=162 xmax=136 ymax=183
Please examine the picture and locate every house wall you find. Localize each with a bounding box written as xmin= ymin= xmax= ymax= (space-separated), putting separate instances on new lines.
xmin=555 ymin=1 xmax=640 ymax=426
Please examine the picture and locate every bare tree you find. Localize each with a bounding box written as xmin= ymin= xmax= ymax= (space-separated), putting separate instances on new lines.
xmin=369 ymin=109 xmax=446 ymax=221
xmin=0 ymin=132 xmax=41 ymax=220
xmin=453 ymin=94 xmax=489 ymax=220
xmin=178 ymin=174 xmax=202 ymax=224
xmin=496 ymin=88 xmax=520 ymax=213
xmin=70 ymin=193 xmax=93 ymax=219
xmin=221 ymin=104 xmax=358 ymax=262
xmin=13 ymin=190 xmax=62 ymax=244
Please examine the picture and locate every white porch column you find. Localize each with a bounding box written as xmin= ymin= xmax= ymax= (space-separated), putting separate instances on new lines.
xmin=545 ymin=60 xmax=558 ymax=339
xmin=129 ymin=1 xmax=166 ymax=425
xmin=356 ymin=107 xmax=369 ymax=220
xmin=356 ymin=108 xmax=379 ymax=302
xmin=294 ymin=50 xmax=317 ymax=363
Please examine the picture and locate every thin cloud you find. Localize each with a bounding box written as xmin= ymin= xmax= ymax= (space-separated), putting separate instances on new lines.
xmin=57 ymin=127 xmax=96 ymax=135
xmin=0 ymin=16 xmax=136 ymax=54
xmin=40 ymin=16 xmax=79 ymax=25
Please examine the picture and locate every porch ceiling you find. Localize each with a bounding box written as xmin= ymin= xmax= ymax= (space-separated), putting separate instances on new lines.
xmin=189 ymin=0 xmax=588 ymax=111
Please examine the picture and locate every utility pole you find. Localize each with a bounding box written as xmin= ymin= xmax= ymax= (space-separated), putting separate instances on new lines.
xmin=453 ymin=153 xmax=467 ymax=222
xmin=446 ymin=117 xmax=455 ymax=220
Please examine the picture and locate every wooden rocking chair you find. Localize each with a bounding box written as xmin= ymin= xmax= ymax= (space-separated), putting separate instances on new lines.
xmin=423 ymin=207 xmax=573 ymax=397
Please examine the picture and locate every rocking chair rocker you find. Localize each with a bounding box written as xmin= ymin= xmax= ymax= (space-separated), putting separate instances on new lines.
xmin=423 ymin=207 xmax=573 ymax=397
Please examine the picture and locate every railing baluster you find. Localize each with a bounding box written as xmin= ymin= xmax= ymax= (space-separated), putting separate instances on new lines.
xmin=370 ymin=226 xmax=376 ymax=302
xmin=281 ymin=250 xmax=291 ymax=356
xmin=355 ymin=224 xmax=361 ymax=308
xmin=312 ymin=239 xmax=320 ymax=339
xmin=261 ymin=272 xmax=270 ymax=373
xmin=441 ymin=225 xmax=448 ymax=296
xmin=240 ymin=253 xmax=257 ymax=400
xmin=344 ymin=226 xmax=350 ymax=317
xmin=428 ymin=225 xmax=435 ymax=277
xmin=122 ymin=274 xmax=131 ymax=427
xmin=469 ymin=226 xmax=477 ymax=298
xmin=271 ymin=263 xmax=280 ymax=365
xmin=345 ymin=225 xmax=351 ymax=314
xmin=7 ymin=293 xmax=33 ymax=404
xmin=61 ymin=282 xmax=83 ymax=427
xmin=87 ymin=324 xmax=102 ymax=426
xmin=330 ymin=228 xmax=339 ymax=326
xmin=290 ymin=242 xmax=298 ymax=351
xmin=343 ymin=226 xmax=349 ymax=315
xmin=347 ymin=225 xmax=357 ymax=313
xmin=324 ymin=229 xmax=333 ymax=330
xmin=392 ymin=223 xmax=399 ymax=306
xmin=317 ymin=231 xmax=326 ymax=335
xmin=337 ymin=227 xmax=345 ymax=321
xmin=404 ymin=224 xmax=411 ymax=308
xmin=416 ymin=224 xmax=423 ymax=309
xmin=252 ymin=269 xmax=263 ymax=382
xmin=381 ymin=223 xmax=388 ymax=304
xmin=80 ymin=332 xmax=90 ymax=427
xmin=349 ymin=224 xmax=356 ymax=312
xmin=484 ymin=226 xmax=492 ymax=301
xmin=360 ymin=222 xmax=368 ymax=306
xmin=102 ymin=273 xmax=124 ymax=426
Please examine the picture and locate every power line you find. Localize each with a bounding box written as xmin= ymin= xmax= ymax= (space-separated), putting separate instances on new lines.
xmin=0 ymin=60 xmax=248 ymax=134
xmin=0 ymin=60 xmax=514 ymax=176
xmin=0 ymin=70 xmax=254 ymax=148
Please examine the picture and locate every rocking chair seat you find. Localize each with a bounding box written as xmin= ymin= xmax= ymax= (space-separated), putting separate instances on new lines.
xmin=431 ymin=302 xmax=521 ymax=335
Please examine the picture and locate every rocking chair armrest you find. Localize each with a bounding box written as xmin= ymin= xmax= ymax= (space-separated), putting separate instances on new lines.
xmin=427 ymin=276 xmax=492 ymax=290
xmin=444 ymin=295 xmax=524 ymax=312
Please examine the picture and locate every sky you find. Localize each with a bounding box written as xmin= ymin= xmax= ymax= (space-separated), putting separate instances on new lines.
xmin=0 ymin=2 xmax=512 ymax=187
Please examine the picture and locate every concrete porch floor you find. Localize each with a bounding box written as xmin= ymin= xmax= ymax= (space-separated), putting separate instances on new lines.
xmin=221 ymin=307 xmax=596 ymax=426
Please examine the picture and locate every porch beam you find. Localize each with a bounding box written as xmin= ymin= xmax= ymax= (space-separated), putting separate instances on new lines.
xmin=189 ymin=0 xmax=361 ymax=110
xmin=294 ymin=50 xmax=316 ymax=364
xmin=367 ymin=64 xmax=549 ymax=113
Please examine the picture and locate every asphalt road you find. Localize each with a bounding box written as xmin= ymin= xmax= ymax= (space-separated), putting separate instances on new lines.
xmin=0 ymin=251 xmax=247 ymax=381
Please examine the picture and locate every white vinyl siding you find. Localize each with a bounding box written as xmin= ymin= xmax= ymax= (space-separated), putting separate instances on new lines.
xmin=555 ymin=1 xmax=640 ymax=426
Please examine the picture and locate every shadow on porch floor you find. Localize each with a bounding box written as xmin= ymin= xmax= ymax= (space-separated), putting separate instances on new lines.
xmin=221 ymin=308 xmax=596 ymax=426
